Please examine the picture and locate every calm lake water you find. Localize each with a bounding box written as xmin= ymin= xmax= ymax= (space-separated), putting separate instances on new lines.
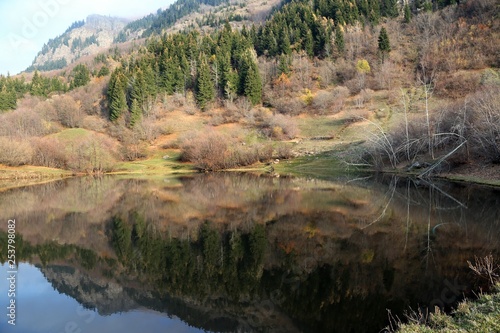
xmin=0 ymin=173 xmax=499 ymax=332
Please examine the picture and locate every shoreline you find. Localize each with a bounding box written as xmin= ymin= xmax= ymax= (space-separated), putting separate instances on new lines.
xmin=2 ymin=155 xmax=500 ymax=190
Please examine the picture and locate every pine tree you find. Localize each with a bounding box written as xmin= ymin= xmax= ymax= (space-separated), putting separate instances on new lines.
xmin=108 ymin=72 xmax=127 ymax=121
xmin=30 ymin=71 xmax=45 ymax=96
xmin=224 ymin=69 xmax=238 ymax=102
xmin=280 ymin=26 xmax=292 ymax=56
xmin=404 ymin=4 xmax=412 ymax=23
xmin=278 ymin=54 xmax=291 ymax=75
xmin=382 ymin=0 xmax=399 ymax=18
xmin=378 ymin=27 xmax=391 ymax=62
xmin=243 ymin=57 xmax=262 ymax=105
xmin=129 ymin=98 xmax=141 ymax=128
xmin=70 ymin=64 xmax=91 ymax=89
xmin=132 ymin=70 xmax=145 ymax=105
xmin=195 ymin=58 xmax=215 ymax=110
xmin=303 ymin=29 xmax=314 ymax=57
xmin=334 ymin=25 xmax=345 ymax=56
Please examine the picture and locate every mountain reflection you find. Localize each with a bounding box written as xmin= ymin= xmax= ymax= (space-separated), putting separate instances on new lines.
xmin=0 ymin=174 xmax=499 ymax=332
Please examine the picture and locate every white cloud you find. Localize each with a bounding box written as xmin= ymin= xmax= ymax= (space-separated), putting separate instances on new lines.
xmin=0 ymin=0 xmax=171 ymax=75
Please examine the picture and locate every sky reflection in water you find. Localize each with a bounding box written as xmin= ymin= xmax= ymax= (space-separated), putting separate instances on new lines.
xmin=0 ymin=263 xmax=204 ymax=333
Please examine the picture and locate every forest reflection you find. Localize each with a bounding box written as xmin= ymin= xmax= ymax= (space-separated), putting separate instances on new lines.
xmin=0 ymin=174 xmax=499 ymax=332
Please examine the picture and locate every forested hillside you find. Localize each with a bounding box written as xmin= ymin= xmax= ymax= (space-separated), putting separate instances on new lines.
xmin=0 ymin=0 xmax=498 ymax=180
xmin=27 ymin=15 xmax=129 ymax=72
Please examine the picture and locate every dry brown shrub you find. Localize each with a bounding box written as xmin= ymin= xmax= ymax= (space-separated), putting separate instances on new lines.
xmin=434 ymin=71 xmax=481 ymax=99
xmin=180 ymin=129 xmax=274 ymax=171
xmin=52 ymin=95 xmax=83 ymax=128
xmin=82 ymin=115 xmax=108 ymax=132
xmin=469 ymin=85 xmax=500 ymax=162
xmin=317 ymin=60 xmax=336 ymax=88
xmin=69 ymin=80 xmax=107 ymax=115
xmin=264 ymin=114 xmax=299 ymax=140
xmin=0 ymin=108 xmax=50 ymax=137
xmin=0 ymin=137 xmax=33 ymax=166
xmin=121 ymin=135 xmax=148 ymax=161
xmin=33 ymin=100 xmax=57 ymax=121
xmin=312 ymin=86 xmax=349 ymax=114
xmin=275 ymin=143 xmax=294 ymax=159
xmin=334 ymin=59 xmax=357 ymax=84
xmin=180 ymin=129 xmax=230 ymax=170
xmin=66 ymin=134 xmax=118 ymax=173
xmin=273 ymin=97 xmax=303 ymax=116
xmin=31 ymin=137 xmax=67 ymax=168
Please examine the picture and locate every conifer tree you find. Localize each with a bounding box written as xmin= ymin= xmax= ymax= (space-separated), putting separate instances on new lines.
xmin=278 ymin=54 xmax=291 ymax=75
xmin=378 ymin=27 xmax=391 ymax=62
xmin=404 ymin=4 xmax=412 ymax=23
xmin=195 ymin=58 xmax=215 ymax=110
xmin=303 ymin=29 xmax=314 ymax=57
xmin=70 ymin=64 xmax=91 ymax=89
xmin=243 ymin=57 xmax=262 ymax=105
xmin=129 ymin=98 xmax=141 ymax=128
xmin=382 ymin=0 xmax=399 ymax=18
xmin=280 ymin=27 xmax=292 ymax=56
xmin=30 ymin=71 xmax=45 ymax=96
xmin=108 ymin=72 xmax=127 ymax=121
xmin=334 ymin=25 xmax=345 ymax=56
xmin=224 ymin=69 xmax=238 ymax=102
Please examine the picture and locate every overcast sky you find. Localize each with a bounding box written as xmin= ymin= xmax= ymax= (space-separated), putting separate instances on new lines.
xmin=0 ymin=0 xmax=173 ymax=76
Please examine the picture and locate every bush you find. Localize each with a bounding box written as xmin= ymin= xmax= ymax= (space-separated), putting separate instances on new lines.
xmin=312 ymin=86 xmax=349 ymax=114
xmin=0 ymin=108 xmax=50 ymax=137
xmin=264 ymin=114 xmax=299 ymax=140
xmin=469 ymin=86 xmax=500 ymax=162
xmin=0 ymin=137 xmax=33 ymax=166
xmin=82 ymin=115 xmax=107 ymax=132
xmin=31 ymin=137 xmax=67 ymax=168
xmin=275 ymin=143 xmax=294 ymax=159
xmin=66 ymin=134 xmax=117 ymax=173
xmin=180 ymin=129 xmax=274 ymax=171
xmin=180 ymin=129 xmax=230 ymax=170
xmin=435 ymin=71 xmax=481 ymax=99
xmin=273 ymin=97 xmax=303 ymax=116
xmin=52 ymin=95 xmax=83 ymax=128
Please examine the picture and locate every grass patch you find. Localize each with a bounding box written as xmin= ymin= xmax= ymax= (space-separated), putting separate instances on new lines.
xmin=274 ymin=150 xmax=349 ymax=179
xmin=297 ymin=116 xmax=346 ymax=138
xmin=396 ymin=285 xmax=500 ymax=333
xmin=112 ymin=151 xmax=195 ymax=175
xmin=0 ymin=164 xmax=71 ymax=191
xmin=51 ymin=128 xmax=93 ymax=142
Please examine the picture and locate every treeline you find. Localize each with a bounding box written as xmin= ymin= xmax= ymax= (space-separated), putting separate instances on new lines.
xmin=107 ymin=23 xmax=262 ymax=125
xmin=0 ymin=64 xmax=93 ymax=111
xmin=0 ymin=72 xmax=65 ymax=111
xmin=123 ymin=0 xmax=229 ymax=38
xmin=112 ymin=215 xmax=267 ymax=298
xmin=26 ymin=58 xmax=68 ymax=73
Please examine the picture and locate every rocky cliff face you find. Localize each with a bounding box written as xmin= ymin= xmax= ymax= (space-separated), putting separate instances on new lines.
xmin=29 ymin=15 xmax=129 ymax=71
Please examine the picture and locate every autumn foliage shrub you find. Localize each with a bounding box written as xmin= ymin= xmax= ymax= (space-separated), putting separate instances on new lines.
xmin=312 ymin=86 xmax=349 ymax=114
xmin=31 ymin=137 xmax=67 ymax=168
xmin=265 ymin=114 xmax=299 ymax=140
xmin=0 ymin=137 xmax=33 ymax=166
xmin=180 ymin=129 xmax=274 ymax=171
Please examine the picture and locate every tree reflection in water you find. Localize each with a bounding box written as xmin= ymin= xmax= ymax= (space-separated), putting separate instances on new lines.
xmin=0 ymin=174 xmax=499 ymax=332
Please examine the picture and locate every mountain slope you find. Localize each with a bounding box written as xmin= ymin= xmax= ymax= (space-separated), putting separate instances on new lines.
xmin=27 ymin=15 xmax=129 ymax=72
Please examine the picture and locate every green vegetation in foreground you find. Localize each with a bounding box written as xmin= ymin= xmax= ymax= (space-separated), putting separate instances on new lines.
xmin=112 ymin=151 xmax=195 ymax=175
xmin=0 ymin=165 xmax=71 ymax=191
xmin=396 ymin=285 xmax=500 ymax=333
xmin=273 ymin=143 xmax=365 ymax=179
xmin=51 ymin=128 xmax=92 ymax=141
xmin=438 ymin=174 xmax=500 ymax=188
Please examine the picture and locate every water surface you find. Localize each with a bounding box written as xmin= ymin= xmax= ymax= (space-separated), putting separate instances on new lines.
xmin=0 ymin=174 xmax=499 ymax=332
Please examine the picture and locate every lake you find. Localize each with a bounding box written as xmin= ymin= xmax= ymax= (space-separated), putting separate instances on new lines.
xmin=0 ymin=173 xmax=499 ymax=332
